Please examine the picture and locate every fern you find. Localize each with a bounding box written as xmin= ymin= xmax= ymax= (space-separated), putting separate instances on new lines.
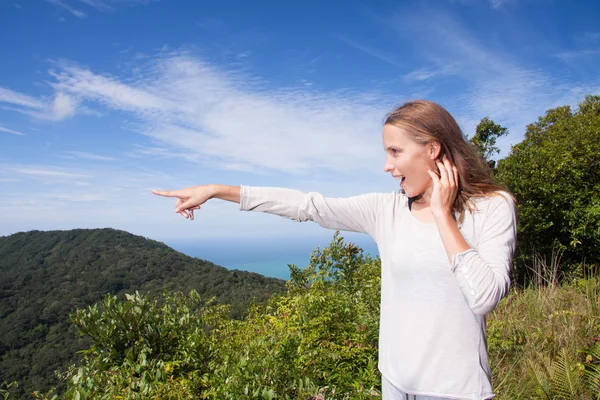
xmin=528 ymin=345 xmax=600 ymax=400
xmin=583 ymin=343 xmax=600 ymax=400
xmin=550 ymin=347 xmax=585 ymax=399
xmin=528 ymin=354 xmax=553 ymax=399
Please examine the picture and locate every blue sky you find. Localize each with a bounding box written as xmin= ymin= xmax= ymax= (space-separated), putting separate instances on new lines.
xmin=1 ymin=0 xmax=599 ymax=244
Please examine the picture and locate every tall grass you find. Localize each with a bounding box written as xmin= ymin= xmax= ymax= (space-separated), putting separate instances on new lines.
xmin=488 ymin=252 xmax=600 ymax=399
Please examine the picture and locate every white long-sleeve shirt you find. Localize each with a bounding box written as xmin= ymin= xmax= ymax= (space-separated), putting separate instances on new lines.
xmin=239 ymin=186 xmax=517 ymax=400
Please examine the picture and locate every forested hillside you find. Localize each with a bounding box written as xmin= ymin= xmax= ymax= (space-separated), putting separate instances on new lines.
xmin=0 ymin=228 xmax=285 ymax=399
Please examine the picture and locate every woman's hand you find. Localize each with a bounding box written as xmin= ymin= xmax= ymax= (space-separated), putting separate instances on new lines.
xmin=427 ymin=155 xmax=459 ymax=218
xmin=152 ymin=185 xmax=216 ymax=221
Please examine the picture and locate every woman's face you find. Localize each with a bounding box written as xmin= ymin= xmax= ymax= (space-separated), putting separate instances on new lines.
xmin=382 ymin=124 xmax=439 ymax=198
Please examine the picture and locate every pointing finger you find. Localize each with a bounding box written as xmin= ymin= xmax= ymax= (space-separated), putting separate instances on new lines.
xmin=152 ymin=189 xmax=184 ymax=198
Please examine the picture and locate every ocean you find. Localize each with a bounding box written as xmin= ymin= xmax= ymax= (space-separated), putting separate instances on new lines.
xmin=165 ymin=234 xmax=379 ymax=280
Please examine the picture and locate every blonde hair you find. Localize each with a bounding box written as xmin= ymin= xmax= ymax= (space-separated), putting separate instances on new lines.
xmin=384 ymin=100 xmax=511 ymax=221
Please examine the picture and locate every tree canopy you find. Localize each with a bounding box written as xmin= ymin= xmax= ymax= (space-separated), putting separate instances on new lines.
xmin=496 ymin=95 xmax=600 ymax=280
xmin=469 ymin=116 xmax=509 ymax=170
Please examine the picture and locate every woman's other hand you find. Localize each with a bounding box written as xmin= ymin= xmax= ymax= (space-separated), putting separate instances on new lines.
xmin=427 ymin=155 xmax=459 ymax=218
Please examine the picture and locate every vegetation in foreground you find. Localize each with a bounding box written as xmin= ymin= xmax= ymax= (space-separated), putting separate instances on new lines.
xmin=1 ymin=233 xmax=594 ymax=400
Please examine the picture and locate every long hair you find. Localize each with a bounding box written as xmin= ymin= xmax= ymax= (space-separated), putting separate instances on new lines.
xmin=384 ymin=100 xmax=511 ymax=221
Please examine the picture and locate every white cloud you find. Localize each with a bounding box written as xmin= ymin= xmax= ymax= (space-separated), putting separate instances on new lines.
xmin=489 ymin=0 xmax=514 ymax=9
xmin=78 ymin=0 xmax=113 ymax=12
xmin=45 ymin=0 xmax=86 ymax=18
xmin=0 ymin=126 xmax=25 ymax=135
xmin=388 ymin=6 xmax=600 ymax=156
xmin=4 ymin=165 xmax=89 ymax=179
xmin=45 ymin=0 xmax=154 ymax=17
xmin=403 ymin=64 xmax=458 ymax=82
xmin=336 ymin=35 xmax=404 ymax=68
xmin=43 ymin=54 xmax=386 ymax=175
xmin=65 ymin=151 xmax=116 ymax=161
xmin=555 ymin=49 xmax=600 ymax=60
xmin=49 ymin=65 xmax=170 ymax=112
xmin=0 ymin=87 xmax=45 ymax=109
xmin=0 ymin=86 xmax=78 ymax=121
xmin=51 ymin=91 xmax=77 ymax=120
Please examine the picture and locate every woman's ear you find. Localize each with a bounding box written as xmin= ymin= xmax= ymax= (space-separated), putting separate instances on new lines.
xmin=429 ymin=141 xmax=441 ymax=160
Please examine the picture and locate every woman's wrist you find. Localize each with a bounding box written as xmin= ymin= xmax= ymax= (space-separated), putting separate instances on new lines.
xmin=431 ymin=207 xmax=454 ymax=221
xmin=208 ymin=184 xmax=241 ymax=203
xmin=434 ymin=211 xmax=471 ymax=262
xmin=207 ymin=184 xmax=222 ymax=199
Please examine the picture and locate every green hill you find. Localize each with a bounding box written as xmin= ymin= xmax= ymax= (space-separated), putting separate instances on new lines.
xmin=0 ymin=228 xmax=286 ymax=399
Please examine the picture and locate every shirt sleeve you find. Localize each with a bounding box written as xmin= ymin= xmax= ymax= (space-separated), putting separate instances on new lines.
xmin=450 ymin=192 xmax=517 ymax=316
xmin=239 ymin=186 xmax=381 ymax=239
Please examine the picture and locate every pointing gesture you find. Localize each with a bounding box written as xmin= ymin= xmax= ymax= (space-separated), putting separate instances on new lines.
xmin=152 ymin=184 xmax=241 ymax=221
xmin=152 ymin=186 xmax=213 ymax=220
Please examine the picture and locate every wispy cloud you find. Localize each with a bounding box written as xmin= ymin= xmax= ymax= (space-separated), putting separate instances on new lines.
xmin=336 ymin=34 xmax=404 ymax=68
xmin=387 ymin=5 xmax=600 ymax=153
xmin=555 ymin=49 xmax=600 ymax=60
xmin=65 ymin=151 xmax=116 ymax=161
xmin=0 ymin=87 xmax=45 ymax=109
xmin=0 ymin=126 xmax=25 ymax=136
xmin=489 ymin=0 xmax=514 ymax=9
xmin=403 ymin=64 xmax=458 ymax=82
xmin=4 ymin=166 xmax=89 ymax=179
xmin=45 ymin=0 xmax=152 ymax=17
xmin=30 ymin=53 xmax=386 ymax=175
xmin=78 ymin=0 xmax=113 ymax=12
xmin=45 ymin=0 xmax=86 ymax=18
xmin=0 ymin=86 xmax=77 ymax=121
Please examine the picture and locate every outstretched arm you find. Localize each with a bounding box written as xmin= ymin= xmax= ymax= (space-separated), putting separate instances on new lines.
xmin=153 ymin=184 xmax=382 ymax=238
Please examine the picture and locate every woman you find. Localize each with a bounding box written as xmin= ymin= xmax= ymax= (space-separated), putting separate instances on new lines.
xmin=152 ymin=100 xmax=517 ymax=400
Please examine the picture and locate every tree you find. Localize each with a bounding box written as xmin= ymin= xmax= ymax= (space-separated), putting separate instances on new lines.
xmin=495 ymin=95 xmax=600 ymax=281
xmin=470 ymin=117 xmax=509 ymax=170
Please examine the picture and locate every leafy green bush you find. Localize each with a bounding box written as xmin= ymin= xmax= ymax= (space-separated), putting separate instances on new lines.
xmin=34 ymin=291 xmax=229 ymax=400
xmin=202 ymin=232 xmax=382 ymax=399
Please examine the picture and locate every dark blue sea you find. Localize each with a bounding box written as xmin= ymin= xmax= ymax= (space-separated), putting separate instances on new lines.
xmin=164 ymin=233 xmax=379 ymax=280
